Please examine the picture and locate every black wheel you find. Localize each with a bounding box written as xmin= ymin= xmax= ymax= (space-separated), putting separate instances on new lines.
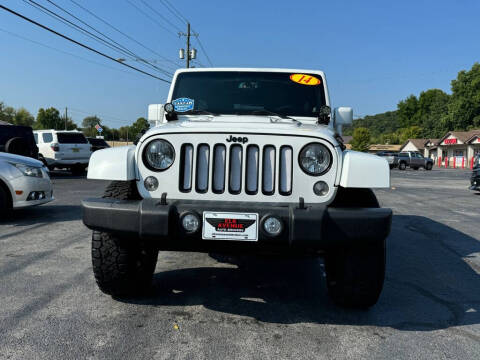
xmin=389 ymin=164 xmax=394 ymax=170
xmin=426 ymin=163 xmax=432 ymax=170
xmin=91 ymin=181 xmax=158 ymax=297
xmin=399 ymin=162 xmax=406 ymax=170
xmin=326 ymin=187 xmax=386 ymax=308
xmin=0 ymin=184 xmax=11 ymax=216
xmin=325 ymin=238 xmax=386 ymax=308
xmin=5 ymin=137 xmax=29 ymax=156
xmin=71 ymin=165 xmax=86 ymax=176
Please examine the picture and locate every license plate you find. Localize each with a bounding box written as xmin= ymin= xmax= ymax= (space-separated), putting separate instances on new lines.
xmin=72 ymin=148 xmax=79 ymax=153
xmin=202 ymin=212 xmax=258 ymax=241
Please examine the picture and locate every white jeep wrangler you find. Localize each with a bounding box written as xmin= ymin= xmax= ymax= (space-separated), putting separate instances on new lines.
xmin=82 ymin=68 xmax=391 ymax=308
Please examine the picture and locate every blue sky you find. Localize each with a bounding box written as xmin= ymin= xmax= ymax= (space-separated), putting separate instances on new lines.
xmin=0 ymin=0 xmax=479 ymax=128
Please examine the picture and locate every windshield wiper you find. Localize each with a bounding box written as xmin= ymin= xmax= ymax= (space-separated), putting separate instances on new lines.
xmin=184 ymin=109 xmax=218 ymax=116
xmin=249 ymin=109 xmax=294 ymax=120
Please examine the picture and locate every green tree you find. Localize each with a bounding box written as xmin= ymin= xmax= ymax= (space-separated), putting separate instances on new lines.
xmin=35 ymin=107 xmax=62 ymax=129
xmin=442 ymin=62 xmax=480 ymax=131
xmin=0 ymin=102 xmax=15 ymax=124
xmin=416 ymin=89 xmax=450 ymax=137
xmin=397 ymin=125 xmax=423 ymax=143
xmin=130 ymin=117 xmax=150 ymax=140
xmin=82 ymin=116 xmax=102 ymax=137
xmin=13 ymin=107 xmax=35 ymax=127
xmin=397 ymin=95 xmax=419 ymax=128
xmin=351 ymin=127 xmax=371 ymax=152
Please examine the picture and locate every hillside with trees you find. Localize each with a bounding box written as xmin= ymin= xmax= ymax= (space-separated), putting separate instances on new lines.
xmin=344 ymin=62 xmax=480 ymax=146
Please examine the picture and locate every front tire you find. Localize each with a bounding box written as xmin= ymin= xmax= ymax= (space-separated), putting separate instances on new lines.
xmin=326 ymin=187 xmax=386 ymax=308
xmin=325 ymin=238 xmax=386 ymax=308
xmin=91 ymin=181 xmax=158 ymax=297
xmin=399 ymin=162 xmax=406 ymax=170
xmin=426 ymin=163 xmax=432 ymax=170
xmin=92 ymin=231 xmax=158 ymax=296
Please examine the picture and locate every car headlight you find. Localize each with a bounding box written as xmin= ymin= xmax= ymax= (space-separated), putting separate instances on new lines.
xmin=10 ymin=163 xmax=43 ymax=178
xmin=298 ymin=143 xmax=332 ymax=176
xmin=143 ymin=139 xmax=175 ymax=171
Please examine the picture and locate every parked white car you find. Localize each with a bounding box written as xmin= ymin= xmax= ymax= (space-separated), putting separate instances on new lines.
xmin=34 ymin=130 xmax=91 ymax=175
xmin=0 ymin=152 xmax=53 ymax=213
xmin=82 ymin=68 xmax=392 ymax=308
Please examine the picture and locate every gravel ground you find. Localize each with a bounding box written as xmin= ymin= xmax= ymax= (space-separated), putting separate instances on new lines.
xmin=0 ymin=167 xmax=479 ymax=359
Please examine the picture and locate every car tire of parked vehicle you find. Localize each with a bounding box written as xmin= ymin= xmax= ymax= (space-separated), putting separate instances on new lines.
xmin=0 ymin=184 xmax=11 ymax=215
xmin=398 ymin=162 xmax=406 ymax=170
xmin=325 ymin=188 xmax=385 ymax=308
xmin=389 ymin=164 xmax=394 ymax=170
xmin=91 ymin=181 xmax=159 ymax=297
xmin=5 ymin=137 xmax=29 ymax=157
xmin=426 ymin=163 xmax=432 ymax=170
xmin=71 ymin=165 xmax=87 ymax=176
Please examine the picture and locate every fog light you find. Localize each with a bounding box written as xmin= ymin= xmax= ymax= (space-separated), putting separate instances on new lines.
xmin=313 ymin=181 xmax=329 ymax=196
xmin=263 ymin=216 xmax=282 ymax=236
xmin=144 ymin=176 xmax=159 ymax=191
xmin=181 ymin=213 xmax=200 ymax=233
xmin=26 ymin=191 xmax=45 ymax=201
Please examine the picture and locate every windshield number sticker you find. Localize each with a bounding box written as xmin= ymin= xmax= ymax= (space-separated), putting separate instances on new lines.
xmin=172 ymin=97 xmax=194 ymax=112
xmin=290 ymin=74 xmax=321 ymax=86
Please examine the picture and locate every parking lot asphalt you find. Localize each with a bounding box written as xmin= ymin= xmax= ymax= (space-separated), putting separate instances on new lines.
xmin=0 ymin=167 xmax=479 ymax=359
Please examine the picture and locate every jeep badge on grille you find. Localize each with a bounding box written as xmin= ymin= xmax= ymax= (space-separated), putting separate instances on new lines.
xmin=226 ymin=135 xmax=248 ymax=143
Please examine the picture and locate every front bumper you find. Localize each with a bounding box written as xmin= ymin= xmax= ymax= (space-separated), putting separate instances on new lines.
xmin=11 ymin=172 xmax=54 ymax=208
xmin=82 ymin=198 xmax=392 ymax=252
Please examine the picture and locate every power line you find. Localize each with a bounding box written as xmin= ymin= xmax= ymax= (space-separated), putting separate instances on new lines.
xmin=138 ymin=0 xmax=183 ymax=33
xmin=0 ymin=27 xmax=138 ymax=77
xmin=193 ymin=33 xmax=214 ymax=66
xmin=158 ymin=0 xmax=189 ymax=25
xmin=44 ymin=0 xmax=175 ymax=76
xmin=124 ymin=0 xmax=177 ymax=37
xmin=25 ymin=0 xmax=173 ymax=77
xmin=155 ymin=0 xmax=214 ymax=66
xmin=0 ymin=4 xmax=170 ymax=83
xmin=68 ymin=0 xmax=180 ymax=69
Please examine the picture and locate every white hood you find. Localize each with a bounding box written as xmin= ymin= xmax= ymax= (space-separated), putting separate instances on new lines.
xmin=141 ymin=116 xmax=339 ymax=146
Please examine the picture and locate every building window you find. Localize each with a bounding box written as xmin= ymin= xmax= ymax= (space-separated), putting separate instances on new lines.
xmin=454 ymin=150 xmax=464 ymax=157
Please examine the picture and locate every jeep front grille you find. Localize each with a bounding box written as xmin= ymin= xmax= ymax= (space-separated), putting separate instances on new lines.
xmin=179 ymin=143 xmax=293 ymax=196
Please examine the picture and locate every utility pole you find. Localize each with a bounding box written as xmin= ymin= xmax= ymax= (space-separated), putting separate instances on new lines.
xmin=64 ymin=107 xmax=67 ymax=130
xmin=179 ymin=23 xmax=197 ymax=68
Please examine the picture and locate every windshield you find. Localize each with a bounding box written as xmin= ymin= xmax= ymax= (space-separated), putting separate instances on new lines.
xmin=171 ymin=71 xmax=326 ymax=118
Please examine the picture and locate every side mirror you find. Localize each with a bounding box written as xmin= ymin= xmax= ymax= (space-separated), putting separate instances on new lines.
xmin=147 ymin=104 xmax=165 ymax=127
xmin=334 ymin=107 xmax=353 ymax=135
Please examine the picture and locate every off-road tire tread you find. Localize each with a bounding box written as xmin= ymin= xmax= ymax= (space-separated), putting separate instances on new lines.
xmin=102 ymin=181 xmax=141 ymax=200
xmin=92 ymin=180 xmax=156 ymax=296
xmin=91 ymin=231 xmax=158 ymax=296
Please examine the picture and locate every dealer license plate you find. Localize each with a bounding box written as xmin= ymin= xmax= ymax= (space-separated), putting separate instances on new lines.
xmin=202 ymin=212 xmax=258 ymax=241
xmin=72 ymin=148 xmax=79 ymax=152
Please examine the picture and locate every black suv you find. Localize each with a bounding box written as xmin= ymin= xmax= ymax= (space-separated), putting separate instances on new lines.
xmin=0 ymin=124 xmax=38 ymax=159
xmin=86 ymin=137 xmax=110 ymax=152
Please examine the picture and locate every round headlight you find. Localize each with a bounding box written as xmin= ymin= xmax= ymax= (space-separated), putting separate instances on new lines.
xmin=299 ymin=143 xmax=332 ymax=176
xmin=143 ymin=139 xmax=175 ymax=171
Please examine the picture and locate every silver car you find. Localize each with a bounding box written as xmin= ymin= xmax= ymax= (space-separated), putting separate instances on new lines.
xmin=0 ymin=152 xmax=53 ymax=212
